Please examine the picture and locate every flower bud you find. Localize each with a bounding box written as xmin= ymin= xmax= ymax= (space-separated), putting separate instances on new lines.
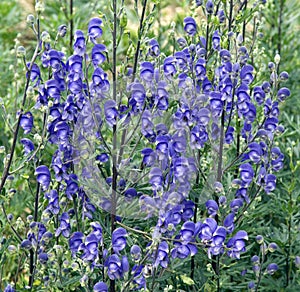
xmin=8 ymin=245 xmax=17 ymax=253
xmin=214 ymin=181 xmax=223 ymax=193
xmin=195 ymin=0 xmax=203 ymax=6
xmin=274 ymin=53 xmax=280 ymax=64
xmin=16 ymin=46 xmax=26 ymax=58
xmin=279 ymin=71 xmax=289 ymax=81
xmin=27 ymin=86 xmax=35 ymax=99
xmin=251 ymin=255 xmax=259 ymax=263
xmin=256 ymin=235 xmax=264 ymax=244
xmin=7 ymin=213 xmax=13 ymax=221
xmin=35 ymin=0 xmax=45 ymax=13
xmin=41 ymin=31 xmax=50 ymax=43
xmin=206 ymin=0 xmax=214 ymax=14
xmin=58 ymin=24 xmax=67 ymax=37
xmin=21 ymin=239 xmax=32 ymax=250
xmin=27 ymin=215 xmax=33 ymax=222
xmin=268 ymin=62 xmax=275 ymax=71
xmin=267 ymin=263 xmax=278 ymax=275
xmin=268 ymin=242 xmax=278 ymax=252
xmin=248 ymin=281 xmax=255 ymax=290
xmin=26 ymin=14 xmax=35 ymax=26
xmin=252 ymin=264 xmax=260 ymax=277
xmin=295 ymin=256 xmax=300 ymax=268
xmin=0 ymin=146 xmax=5 ymax=153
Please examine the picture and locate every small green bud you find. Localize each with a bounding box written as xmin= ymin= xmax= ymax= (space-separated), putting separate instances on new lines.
xmin=0 ymin=146 xmax=5 ymax=153
xmin=16 ymin=46 xmax=26 ymax=58
xmin=35 ymin=0 xmax=45 ymax=13
xmin=274 ymin=53 xmax=280 ymax=64
xmin=27 ymin=86 xmax=35 ymax=99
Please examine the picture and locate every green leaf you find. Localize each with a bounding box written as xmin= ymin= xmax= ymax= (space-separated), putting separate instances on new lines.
xmin=180 ymin=274 xmax=195 ymax=286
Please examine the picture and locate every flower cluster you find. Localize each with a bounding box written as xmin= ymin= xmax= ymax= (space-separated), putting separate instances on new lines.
xmin=8 ymin=0 xmax=289 ymax=289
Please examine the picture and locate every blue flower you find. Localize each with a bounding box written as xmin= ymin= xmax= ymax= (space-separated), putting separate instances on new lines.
xmin=131 ymin=265 xmax=146 ymax=289
xmin=45 ymin=79 xmax=61 ymax=103
xmin=245 ymin=142 xmax=263 ymax=164
xmin=154 ymin=241 xmax=169 ymax=268
xmin=45 ymin=189 xmax=60 ymax=215
xmin=112 ymin=228 xmax=127 ymax=254
xmin=140 ymin=61 xmax=154 ymax=83
xmin=20 ymin=112 xmax=34 ymax=134
xmin=190 ymin=125 xmax=208 ymax=149
xmin=171 ymin=237 xmax=197 ymax=259
xmin=210 ymin=92 xmax=223 ymax=117
xmin=195 ymin=58 xmax=206 ymax=81
xmin=264 ymin=174 xmax=276 ymax=194
xmin=67 ymin=55 xmax=83 ymax=79
xmin=240 ymin=65 xmax=254 ymax=85
xmin=92 ymin=44 xmax=106 ymax=66
xmin=141 ymin=148 xmax=156 ymax=167
xmin=35 ymin=165 xmax=51 ymax=190
xmin=205 ymin=200 xmax=219 ymax=217
xmin=73 ymin=30 xmax=86 ymax=56
xmin=183 ymin=17 xmax=197 ymax=36
xmin=130 ymin=245 xmax=142 ymax=262
xmin=105 ymin=254 xmax=129 ymax=280
xmin=38 ymin=252 xmax=49 ymax=264
xmin=279 ymin=71 xmax=289 ymax=81
xmin=163 ymin=57 xmax=177 ymax=78
xmin=104 ymin=100 xmax=118 ymax=127
xmin=4 ymin=284 xmax=15 ymax=292
xmin=206 ymin=0 xmax=214 ymax=14
xmin=148 ymin=39 xmax=160 ymax=57
xmin=80 ymin=233 xmax=100 ymax=263
xmin=129 ymin=82 xmax=146 ymax=112
xmin=230 ymin=198 xmax=244 ymax=213
xmin=235 ymin=188 xmax=250 ymax=204
xmin=155 ymin=81 xmax=169 ymax=110
xmin=149 ymin=167 xmax=163 ymax=191
xmin=141 ymin=110 xmax=156 ymax=142
xmin=277 ymin=87 xmax=290 ymax=101
xmin=26 ymin=63 xmax=41 ymax=87
xmin=271 ymin=147 xmax=284 ymax=171
xmin=55 ymin=212 xmax=71 ymax=238
xmin=224 ymin=126 xmax=234 ymax=144
xmin=239 ymin=163 xmax=254 ymax=187
xmin=21 ymin=239 xmax=32 ymax=249
xmin=20 ymin=138 xmax=34 ymax=155
xmin=180 ymin=221 xmax=197 ymax=242
xmin=218 ymin=10 xmax=225 ymax=23
xmin=65 ymin=174 xmax=79 ymax=198
xmin=199 ymin=218 xmax=226 ymax=256
xmin=69 ymin=232 xmax=84 ymax=256
xmin=212 ymin=30 xmax=220 ymax=51
xmin=88 ymin=18 xmax=103 ymax=44
xmin=48 ymin=49 xmax=66 ymax=73
xmin=253 ymin=86 xmax=265 ymax=105
xmin=223 ymin=213 xmax=235 ymax=233
xmin=226 ymin=230 xmax=248 ymax=259
xmin=93 ymin=282 xmax=108 ymax=292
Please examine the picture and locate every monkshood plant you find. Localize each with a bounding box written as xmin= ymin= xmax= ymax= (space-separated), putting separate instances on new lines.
xmin=0 ymin=0 xmax=292 ymax=291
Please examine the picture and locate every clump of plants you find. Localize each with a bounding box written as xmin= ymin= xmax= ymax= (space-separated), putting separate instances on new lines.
xmin=0 ymin=0 xmax=297 ymax=291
